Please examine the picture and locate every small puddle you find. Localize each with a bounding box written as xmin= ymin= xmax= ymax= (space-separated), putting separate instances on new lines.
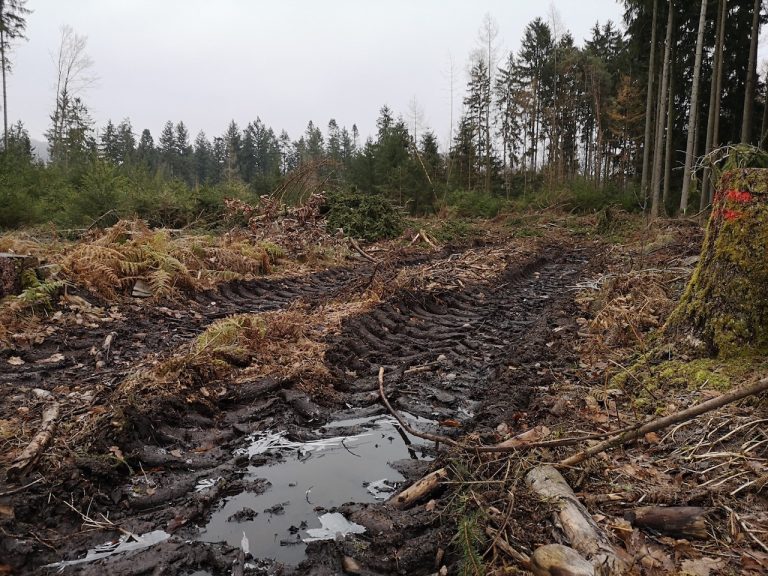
xmin=199 ymin=414 xmax=433 ymax=566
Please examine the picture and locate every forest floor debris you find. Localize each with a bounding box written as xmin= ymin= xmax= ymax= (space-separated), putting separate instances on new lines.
xmin=0 ymin=211 xmax=766 ymax=575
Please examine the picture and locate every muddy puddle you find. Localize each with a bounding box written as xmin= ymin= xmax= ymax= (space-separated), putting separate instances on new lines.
xmin=198 ymin=413 xmax=434 ymax=567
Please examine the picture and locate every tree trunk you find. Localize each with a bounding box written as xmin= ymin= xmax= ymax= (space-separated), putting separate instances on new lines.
xmin=662 ymin=53 xmax=675 ymax=214
xmin=667 ymin=168 xmax=768 ymax=357
xmin=680 ymin=0 xmax=709 ymax=214
xmin=762 ymin=72 xmax=768 ymax=149
xmin=651 ymin=0 xmax=674 ymax=219
xmin=0 ymin=253 xmax=38 ymax=298
xmin=0 ymin=5 xmax=7 ymax=151
xmin=701 ymin=0 xmax=728 ymax=210
xmin=741 ymin=0 xmax=761 ymax=144
xmin=641 ymin=0 xmax=659 ymax=208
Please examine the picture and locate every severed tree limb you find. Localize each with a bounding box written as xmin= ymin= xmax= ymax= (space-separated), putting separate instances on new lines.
xmin=378 ymin=367 xmax=460 ymax=447
xmin=7 ymin=402 xmax=60 ymax=482
xmin=559 ymin=377 xmax=768 ymax=467
xmin=526 ymin=465 xmax=624 ymax=576
xmin=349 ymin=237 xmax=378 ymax=263
xmin=530 ymin=544 xmax=594 ymax=576
xmin=625 ymin=506 xmax=710 ymax=540
xmin=389 ymin=468 xmax=448 ymax=510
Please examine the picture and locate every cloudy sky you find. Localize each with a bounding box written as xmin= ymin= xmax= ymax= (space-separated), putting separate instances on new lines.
xmin=11 ymin=0 xmax=627 ymax=146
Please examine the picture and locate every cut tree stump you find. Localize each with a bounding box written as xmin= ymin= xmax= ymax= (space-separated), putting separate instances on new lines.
xmin=666 ymin=168 xmax=768 ymax=356
xmin=0 ymin=253 xmax=39 ymax=299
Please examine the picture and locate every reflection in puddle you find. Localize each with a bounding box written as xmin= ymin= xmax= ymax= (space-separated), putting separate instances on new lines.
xmin=199 ymin=415 xmax=432 ymax=565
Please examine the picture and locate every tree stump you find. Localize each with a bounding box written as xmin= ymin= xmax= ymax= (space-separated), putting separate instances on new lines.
xmin=0 ymin=253 xmax=39 ymax=299
xmin=666 ymin=168 xmax=768 ymax=357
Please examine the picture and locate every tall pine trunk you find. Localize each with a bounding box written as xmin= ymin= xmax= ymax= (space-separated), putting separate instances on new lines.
xmin=662 ymin=53 xmax=675 ymax=214
xmin=680 ymin=0 xmax=708 ymax=214
xmin=701 ymin=0 xmax=727 ymax=211
xmin=651 ymin=0 xmax=674 ymax=219
xmin=641 ymin=0 xmax=659 ymax=207
xmin=741 ymin=0 xmax=761 ymax=143
xmin=0 ymin=0 xmax=7 ymax=151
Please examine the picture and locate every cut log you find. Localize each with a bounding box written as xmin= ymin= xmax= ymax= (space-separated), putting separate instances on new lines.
xmin=0 ymin=253 xmax=39 ymax=298
xmin=625 ymin=506 xmax=710 ymax=540
xmin=531 ymin=544 xmax=595 ymax=576
xmin=7 ymin=402 xmax=60 ymax=482
xmin=526 ymin=465 xmax=624 ymax=575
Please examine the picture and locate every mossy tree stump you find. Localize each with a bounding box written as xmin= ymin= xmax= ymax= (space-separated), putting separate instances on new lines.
xmin=667 ymin=169 xmax=768 ymax=357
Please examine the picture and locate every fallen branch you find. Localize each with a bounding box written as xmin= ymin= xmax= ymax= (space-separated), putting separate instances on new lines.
xmin=526 ymin=465 xmax=624 ymax=575
xmin=560 ymin=377 xmax=768 ymax=468
xmin=7 ymin=402 xmax=60 ymax=482
xmin=349 ymin=237 xmax=377 ymax=263
xmin=389 ymin=468 xmax=448 ymax=510
xmin=378 ymin=367 xmax=460 ymax=447
xmin=530 ymin=544 xmax=594 ymax=576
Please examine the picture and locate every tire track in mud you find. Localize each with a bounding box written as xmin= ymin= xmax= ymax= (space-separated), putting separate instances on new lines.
xmin=0 ymin=266 xmax=371 ymax=394
xmin=4 ymin=242 xmax=596 ymax=576
xmin=325 ymin=247 xmax=591 ymax=426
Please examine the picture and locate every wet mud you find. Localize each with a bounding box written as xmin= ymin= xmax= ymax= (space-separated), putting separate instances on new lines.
xmin=1 ymin=239 xmax=597 ymax=575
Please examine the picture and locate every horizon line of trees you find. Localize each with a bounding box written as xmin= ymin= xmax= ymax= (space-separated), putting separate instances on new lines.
xmin=0 ymin=0 xmax=766 ymax=230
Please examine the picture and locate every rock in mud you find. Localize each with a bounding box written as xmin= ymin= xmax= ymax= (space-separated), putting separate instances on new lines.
xmin=228 ymin=507 xmax=258 ymax=522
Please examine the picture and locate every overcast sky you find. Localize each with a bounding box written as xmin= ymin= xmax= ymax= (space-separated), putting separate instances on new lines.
xmin=10 ymin=0 xmax=629 ymax=147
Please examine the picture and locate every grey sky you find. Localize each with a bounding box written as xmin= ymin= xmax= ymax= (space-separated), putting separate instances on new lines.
xmin=11 ymin=0 xmax=626 ymax=147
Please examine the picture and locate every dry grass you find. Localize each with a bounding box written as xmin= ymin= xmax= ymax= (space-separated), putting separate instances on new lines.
xmin=59 ymin=220 xmax=277 ymax=300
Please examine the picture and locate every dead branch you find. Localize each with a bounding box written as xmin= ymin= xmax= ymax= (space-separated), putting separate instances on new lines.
xmin=625 ymin=506 xmax=710 ymax=540
xmin=530 ymin=544 xmax=594 ymax=576
xmin=349 ymin=237 xmax=378 ymax=263
xmin=526 ymin=465 xmax=624 ymax=575
xmin=560 ymin=377 xmax=768 ymax=468
xmin=388 ymin=468 xmax=448 ymax=510
xmin=7 ymin=402 xmax=60 ymax=482
xmin=378 ymin=367 xmax=460 ymax=447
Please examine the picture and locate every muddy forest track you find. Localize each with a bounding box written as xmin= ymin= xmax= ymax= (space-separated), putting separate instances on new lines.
xmin=327 ymin=247 xmax=592 ymax=427
xmin=0 ymin=264 xmax=385 ymax=394
xmin=2 ymin=238 xmax=599 ymax=576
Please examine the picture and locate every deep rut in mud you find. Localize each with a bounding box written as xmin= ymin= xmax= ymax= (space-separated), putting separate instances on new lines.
xmin=3 ymin=241 xmax=596 ymax=575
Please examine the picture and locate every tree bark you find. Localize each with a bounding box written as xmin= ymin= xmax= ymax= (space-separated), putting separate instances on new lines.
xmin=701 ymin=0 xmax=728 ymax=210
xmin=0 ymin=0 xmax=7 ymax=150
xmin=651 ymin=0 xmax=674 ymax=219
xmin=641 ymin=0 xmax=659 ymax=207
xmin=668 ymin=168 xmax=768 ymax=356
xmin=625 ymin=506 xmax=710 ymax=540
xmin=741 ymin=0 xmax=761 ymax=143
xmin=680 ymin=0 xmax=709 ymax=214
xmin=662 ymin=51 xmax=675 ymax=214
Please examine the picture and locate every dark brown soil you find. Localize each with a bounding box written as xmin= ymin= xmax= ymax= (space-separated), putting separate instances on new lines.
xmin=0 ymin=236 xmax=601 ymax=575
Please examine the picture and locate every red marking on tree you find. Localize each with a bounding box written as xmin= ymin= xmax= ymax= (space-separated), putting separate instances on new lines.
xmin=725 ymin=190 xmax=753 ymax=204
xmin=722 ymin=208 xmax=743 ymax=221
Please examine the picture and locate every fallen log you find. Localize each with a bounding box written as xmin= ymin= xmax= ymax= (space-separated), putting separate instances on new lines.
xmin=530 ymin=544 xmax=594 ymax=576
xmin=625 ymin=506 xmax=710 ymax=540
xmin=559 ymin=377 xmax=768 ymax=467
xmin=7 ymin=402 xmax=60 ymax=482
xmin=526 ymin=465 xmax=624 ymax=576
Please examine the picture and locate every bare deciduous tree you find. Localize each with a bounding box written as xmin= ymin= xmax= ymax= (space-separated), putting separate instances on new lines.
xmin=48 ymin=25 xmax=96 ymax=162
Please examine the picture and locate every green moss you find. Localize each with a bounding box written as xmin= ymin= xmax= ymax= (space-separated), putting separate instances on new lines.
xmin=610 ymin=353 xmax=766 ymax=413
xmin=666 ymin=169 xmax=768 ymax=357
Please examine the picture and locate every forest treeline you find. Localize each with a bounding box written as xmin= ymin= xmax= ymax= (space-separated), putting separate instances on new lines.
xmin=0 ymin=0 xmax=765 ymax=230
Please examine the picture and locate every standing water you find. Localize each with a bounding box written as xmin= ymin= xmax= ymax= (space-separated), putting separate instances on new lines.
xmin=198 ymin=414 xmax=433 ymax=566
